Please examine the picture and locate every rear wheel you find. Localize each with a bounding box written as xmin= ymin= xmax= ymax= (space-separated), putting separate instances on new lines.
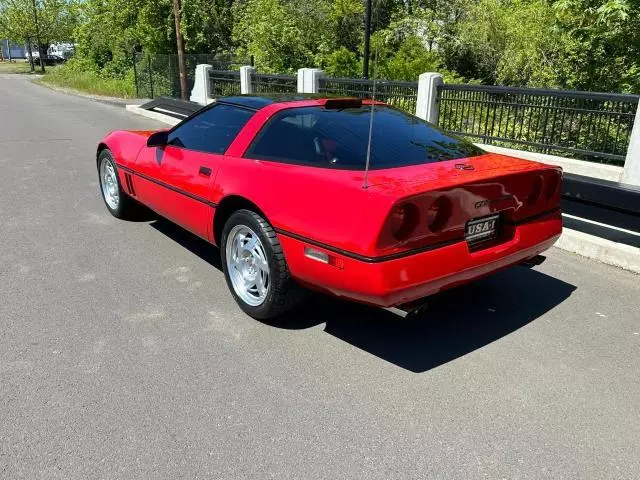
xmin=98 ymin=149 xmax=137 ymax=219
xmin=221 ymin=209 xmax=301 ymax=320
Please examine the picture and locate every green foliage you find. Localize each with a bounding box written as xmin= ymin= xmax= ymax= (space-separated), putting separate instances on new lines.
xmin=3 ymin=0 xmax=637 ymax=96
xmin=370 ymin=12 xmax=464 ymax=82
xmin=40 ymin=58 xmax=136 ymax=96
xmin=0 ymin=0 xmax=79 ymax=46
xmin=232 ymin=0 xmax=324 ymax=72
xmin=181 ymin=0 xmax=233 ymax=54
xmin=322 ymin=47 xmax=361 ymax=78
xmin=440 ymin=0 xmax=639 ymax=92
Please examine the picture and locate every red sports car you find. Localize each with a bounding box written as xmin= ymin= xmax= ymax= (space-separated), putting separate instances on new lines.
xmin=97 ymin=95 xmax=562 ymax=319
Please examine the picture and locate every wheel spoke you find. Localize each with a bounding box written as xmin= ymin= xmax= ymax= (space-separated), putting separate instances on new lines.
xmin=243 ymin=235 xmax=257 ymax=255
xmin=235 ymin=235 xmax=244 ymax=256
xmin=254 ymin=253 xmax=269 ymax=273
xmin=257 ymin=272 xmax=268 ymax=296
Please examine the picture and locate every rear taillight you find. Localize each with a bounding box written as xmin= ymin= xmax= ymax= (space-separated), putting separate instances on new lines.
xmin=426 ymin=196 xmax=451 ymax=232
xmin=527 ymin=175 xmax=543 ymax=205
xmin=390 ymin=203 xmax=420 ymax=241
xmin=545 ymin=171 xmax=561 ymax=200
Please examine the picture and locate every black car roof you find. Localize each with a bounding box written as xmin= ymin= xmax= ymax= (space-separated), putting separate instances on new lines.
xmin=217 ymin=94 xmax=346 ymax=111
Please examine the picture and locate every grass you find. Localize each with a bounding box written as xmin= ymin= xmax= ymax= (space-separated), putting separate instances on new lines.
xmin=0 ymin=61 xmax=34 ymax=74
xmin=38 ymin=64 xmax=137 ymax=98
xmin=2 ymin=58 xmax=140 ymax=99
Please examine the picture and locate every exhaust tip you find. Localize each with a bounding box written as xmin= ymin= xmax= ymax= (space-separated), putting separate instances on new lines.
xmin=520 ymin=255 xmax=546 ymax=268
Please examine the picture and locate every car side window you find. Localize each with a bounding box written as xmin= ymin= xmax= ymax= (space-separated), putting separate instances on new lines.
xmin=245 ymin=112 xmax=324 ymax=165
xmin=167 ymin=104 xmax=254 ymax=154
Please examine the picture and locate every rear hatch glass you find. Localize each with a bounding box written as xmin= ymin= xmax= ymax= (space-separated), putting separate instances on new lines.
xmin=246 ymin=105 xmax=485 ymax=170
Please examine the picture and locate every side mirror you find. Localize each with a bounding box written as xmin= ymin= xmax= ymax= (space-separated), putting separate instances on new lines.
xmin=147 ymin=130 xmax=169 ymax=148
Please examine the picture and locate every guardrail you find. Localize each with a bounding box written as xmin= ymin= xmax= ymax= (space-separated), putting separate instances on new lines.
xmin=208 ymin=70 xmax=242 ymax=97
xmin=251 ymin=73 xmax=297 ymax=94
xmin=318 ymin=77 xmax=418 ymax=114
xmin=436 ymin=84 xmax=640 ymax=166
xmin=188 ymin=64 xmax=640 ymax=184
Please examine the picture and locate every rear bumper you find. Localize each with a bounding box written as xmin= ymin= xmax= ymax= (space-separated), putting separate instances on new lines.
xmin=278 ymin=210 xmax=562 ymax=307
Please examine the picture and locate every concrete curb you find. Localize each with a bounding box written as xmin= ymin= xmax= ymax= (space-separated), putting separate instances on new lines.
xmin=556 ymin=229 xmax=639 ymax=274
xmin=123 ymin=104 xmax=639 ymax=274
xmin=125 ymin=105 xmax=181 ymax=126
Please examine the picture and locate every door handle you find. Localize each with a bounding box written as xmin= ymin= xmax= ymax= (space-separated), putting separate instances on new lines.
xmin=199 ymin=166 xmax=212 ymax=177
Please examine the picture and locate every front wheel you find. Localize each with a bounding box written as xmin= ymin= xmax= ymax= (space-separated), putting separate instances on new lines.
xmin=98 ymin=149 xmax=137 ymax=219
xmin=221 ymin=209 xmax=301 ymax=320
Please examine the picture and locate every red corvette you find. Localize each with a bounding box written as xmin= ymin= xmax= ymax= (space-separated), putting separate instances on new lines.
xmin=97 ymin=95 xmax=562 ymax=319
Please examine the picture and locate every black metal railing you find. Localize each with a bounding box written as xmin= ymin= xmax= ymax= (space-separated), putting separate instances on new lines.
xmin=437 ymin=84 xmax=639 ymax=165
xmin=133 ymin=53 xmax=247 ymax=99
xmin=252 ymin=73 xmax=297 ymax=94
xmin=209 ymin=70 xmax=242 ymax=97
xmin=319 ymin=77 xmax=418 ymax=114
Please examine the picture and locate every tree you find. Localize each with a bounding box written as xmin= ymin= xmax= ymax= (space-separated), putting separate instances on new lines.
xmin=0 ymin=0 xmax=78 ymax=72
xmin=181 ymin=0 xmax=233 ymax=54
xmin=172 ymin=0 xmax=187 ymax=100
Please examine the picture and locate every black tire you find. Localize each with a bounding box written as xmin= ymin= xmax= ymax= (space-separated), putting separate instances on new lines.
xmin=98 ymin=149 xmax=138 ymax=219
xmin=221 ymin=209 xmax=302 ymax=320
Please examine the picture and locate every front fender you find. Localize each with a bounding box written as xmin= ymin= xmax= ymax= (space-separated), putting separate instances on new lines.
xmin=97 ymin=130 xmax=158 ymax=169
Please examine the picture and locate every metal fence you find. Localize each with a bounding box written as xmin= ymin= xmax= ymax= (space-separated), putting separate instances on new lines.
xmin=319 ymin=77 xmax=418 ymax=114
xmin=133 ymin=53 xmax=247 ymax=99
xmin=209 ymin=70 xmax=242 ymax=97
xmin=437 ymin=84 xmax=639 ymax=166
xmin=252 ymin=73 xmax=297 ymax=94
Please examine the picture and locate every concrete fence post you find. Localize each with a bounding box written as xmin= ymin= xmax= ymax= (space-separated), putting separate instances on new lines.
xmin=240 ymin=66 xmax=255 ymax=94
xmin=297 ymin=68 xmax=325 ymax=94
xmin=416 ymin=72 xmax=444 ymax=124
xmin=622 ymin=102 xmax=640 ymax=187
xmin=190 ymin=64 xmax=212 ymax=105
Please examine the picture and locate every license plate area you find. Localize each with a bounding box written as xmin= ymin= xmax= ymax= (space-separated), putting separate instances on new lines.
xmin=465 ymin=214 xmax=500 ymax=247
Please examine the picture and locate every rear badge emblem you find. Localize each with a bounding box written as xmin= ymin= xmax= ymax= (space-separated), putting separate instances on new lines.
xmin=455 ymin=163 xmax=474 ymax=171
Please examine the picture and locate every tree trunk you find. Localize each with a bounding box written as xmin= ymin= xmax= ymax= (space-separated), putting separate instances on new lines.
xmin=26 ymin=39 xmax=34 ymax=72
xmin=172 ymin=0 xmax=188 ymax=101
xmin=31 ymin=0 xmax=45 ymax=73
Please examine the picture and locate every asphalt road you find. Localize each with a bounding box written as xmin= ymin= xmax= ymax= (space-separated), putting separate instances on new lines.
xmin=1 ymin=75 xmax=639 ymax=480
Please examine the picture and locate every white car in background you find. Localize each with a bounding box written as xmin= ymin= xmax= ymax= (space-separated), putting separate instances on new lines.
xmin=48 ymin=43 xmax=75 ymax=59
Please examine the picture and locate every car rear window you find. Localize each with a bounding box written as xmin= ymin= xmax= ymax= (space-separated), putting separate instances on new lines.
xmin=245 ymin=105 xmax=484 ymax=169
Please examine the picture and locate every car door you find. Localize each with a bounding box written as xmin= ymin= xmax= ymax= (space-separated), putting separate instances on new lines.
xmin=133 ymin=103 xmax=255 ymax=240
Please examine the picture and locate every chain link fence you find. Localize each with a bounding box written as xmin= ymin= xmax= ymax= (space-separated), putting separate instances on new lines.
xmin=133 ymin=53 xmax=249 ymax=99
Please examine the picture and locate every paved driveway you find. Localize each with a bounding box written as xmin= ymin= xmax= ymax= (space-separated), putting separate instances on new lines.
xmin=1 ymin=75 xmax=639 ymax=479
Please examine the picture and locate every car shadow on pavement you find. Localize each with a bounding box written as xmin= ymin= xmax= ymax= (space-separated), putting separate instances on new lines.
xmin=288 ymin=268 xmax=576 ymax=372
xmin=151 ymin=218 xmax=223 ymax=270
xmin=151 ymin=217 xmax=576 ymax=373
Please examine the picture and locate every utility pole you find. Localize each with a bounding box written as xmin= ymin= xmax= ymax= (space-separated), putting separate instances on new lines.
xmin=172 ymin=0 xmax=188 ymax=100
xmin=30 ymin=0 xmax=44 ymax=73
xmin=362 ymin=0 xmax=372 ymax=79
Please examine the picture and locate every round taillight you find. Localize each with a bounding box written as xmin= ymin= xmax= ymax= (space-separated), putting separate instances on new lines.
xmin=427 ymin=196 xmax=451 ymax=232
xmin=390 ymin=203 xmax=420 ymax=240
xmin=527 ymin=175 xmax=544 ymax=205
xmin=545 ymin=173 xmax=560 ymax=200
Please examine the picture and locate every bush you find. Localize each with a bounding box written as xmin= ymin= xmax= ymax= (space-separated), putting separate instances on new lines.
xmin=40 ymin=58 xmax=136 ymax=98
